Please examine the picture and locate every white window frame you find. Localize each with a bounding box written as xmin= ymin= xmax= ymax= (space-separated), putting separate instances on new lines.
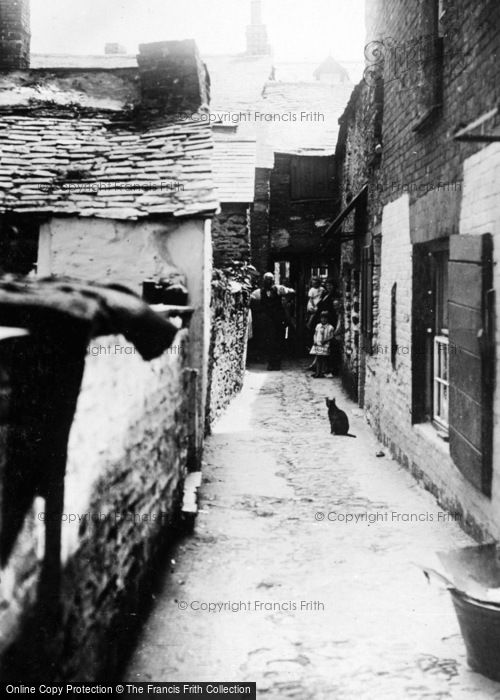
xmin=433 ymin=333 xmax=449 ymax=432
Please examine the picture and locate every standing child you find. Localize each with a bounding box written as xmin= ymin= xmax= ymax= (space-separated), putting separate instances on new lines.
xmin=310 ymin=311 xmax=335 ymax=378
xmin=306 ymin=277 xmax=325 ymax=329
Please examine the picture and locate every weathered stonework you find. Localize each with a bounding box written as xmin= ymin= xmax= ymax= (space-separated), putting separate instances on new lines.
xmin=335 ymin=78 xmax=383 ymax=400
xmin=137 ymin=40 xmax=210 ymax=118
xmin=336 ymin=0 xmax=500 ymax=539
xmin=0 ymin=0 xmax=30 ymax=72
xmin=269 ymin=153 xmax=336 ymax=258
xmin=250 ymin=167 xmax=272 ymax=272
xmin=205 ymin=273 xmax=249 ymax=431
xmin=0 ymin=331 xmax=195 ymax=681
xmin=212 ymin=204 xmax=251 ymax=268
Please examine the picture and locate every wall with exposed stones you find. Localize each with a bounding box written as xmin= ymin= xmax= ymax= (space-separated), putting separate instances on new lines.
xmin=334 ymin=0 xmax=500 ymax=539
xmin=269 ymin=153 xmax=336 ymax=259
xmin=39 ymin=215 xmax=212 ymax=457
xmin=250 ymin=167 xmax=272 ymax=273
xmin=0 ymin=329 xmax=196 ymax=681
xmin=335 ymin=78 xmax=383 ymax=401
xmin=0 ymin=0 xmax=30 ymax=71
xmin=137 ymin=39 xmax=210 ymax=118
xmin=212 ymin=204 xmax=251 ymax=268
xmin=205 ymin=272 xmax=249 ymax=431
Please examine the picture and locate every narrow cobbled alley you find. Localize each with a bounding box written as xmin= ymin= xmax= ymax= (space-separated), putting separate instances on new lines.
xmin=124 ymin=365 xmax=500 ymax=699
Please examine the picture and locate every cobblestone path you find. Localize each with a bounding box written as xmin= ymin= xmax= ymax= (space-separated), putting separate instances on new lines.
xmin=124 ymin=364 xmax=500 ymax=699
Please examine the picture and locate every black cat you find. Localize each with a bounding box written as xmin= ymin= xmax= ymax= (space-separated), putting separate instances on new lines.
xmin=326 ymin=398 xmax=356 ymax=438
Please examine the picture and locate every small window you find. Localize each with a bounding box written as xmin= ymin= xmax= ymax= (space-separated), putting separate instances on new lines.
xmin=411 ymin=241 xmax=449 ymax=432
xmin=412 ymin=0 xmax=444 ymax=129
xmin=433 ymin=334 xmax=449 ymax=430
xmin=311 ymin=265 xmax=328 ymax=279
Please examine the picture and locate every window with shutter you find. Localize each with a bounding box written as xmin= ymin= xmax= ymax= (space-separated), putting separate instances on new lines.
xmin=412 ymin=0 xmax=444 ymax=131
xmin=412 ymin=240 xmax=450 ymax=430
xmin=448 ymin=233 xmax=495 ymax=496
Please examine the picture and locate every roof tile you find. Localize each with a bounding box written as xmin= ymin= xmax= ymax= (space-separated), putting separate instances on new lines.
xmin=0 ymin=113 xmax=217 ymax=219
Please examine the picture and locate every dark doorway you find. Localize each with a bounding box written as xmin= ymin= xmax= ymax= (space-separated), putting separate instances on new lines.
xmin=273 ymin=255 xmax=338 ymax=356
xmin=0 ymin=214 xmax=40 ymax=275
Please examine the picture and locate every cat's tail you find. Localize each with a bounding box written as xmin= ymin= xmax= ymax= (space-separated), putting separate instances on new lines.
xmin=346 ymin=433 xmax=357 ymax=438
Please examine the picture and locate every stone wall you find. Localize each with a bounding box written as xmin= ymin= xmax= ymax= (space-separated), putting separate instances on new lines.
xmin=39 ymin=215 xmax=212 ymax=461
xmin=205 ymin=270 xmax=250 ymax=431
xmin=335 ymin=0 xmax=500 ymax=539
xmin=365 ymin=0 xmax=499 ymax=214
xmin=269 ymin=153 xmax=336 ymax=259
xmin=0 ymin=329 xmax=195 ymax=681
xmin=0 ymin=0 xmax=31 ymax=71
xmin=137 ymin=39 xmax=210 ymax=119
xmin=250 ymin=167 xmax=272 ymax=272
xmin=212 ymin=204 xmax=251 ymax=268
xmin=335 ymin=79 xmax=383 ymax=400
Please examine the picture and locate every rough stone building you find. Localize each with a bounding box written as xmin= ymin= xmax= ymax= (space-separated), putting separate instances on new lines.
xmin=334 ymin=0 xmax=500 ymax=538
xmin=211 ymin=134 xmax=256 ymax=267
xmin=204 ymin=1 xmax=358 ymax=287
xmin=0 ymin=0 xmax=30 ymax=70
xmin=0 ymin=0 xmax=250 ymax=680
xmin=250 ymin=74 xmax=353 ymax=348
xmin=328 ymin=79 xmax=383 ymax=400
xmin=0 ymin=34 xmax=216 ymax=452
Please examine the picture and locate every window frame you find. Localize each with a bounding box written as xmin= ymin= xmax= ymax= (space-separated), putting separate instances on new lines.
xmin=433 ymin=333 xmax=449 ymax=431
xmin=411 ymin=238 xmax=449 ymax=431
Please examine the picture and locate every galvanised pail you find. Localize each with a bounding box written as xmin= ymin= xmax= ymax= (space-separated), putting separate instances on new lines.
xmin=450 ymin=588 xmax=500 ymax=681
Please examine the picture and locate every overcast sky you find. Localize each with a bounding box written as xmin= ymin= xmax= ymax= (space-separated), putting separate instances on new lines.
xmin=31 ymin=0 xmax=366 ymax=63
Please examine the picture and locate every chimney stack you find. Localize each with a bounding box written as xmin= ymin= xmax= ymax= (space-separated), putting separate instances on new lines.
xmin=105 ymin=42 xmax=127 ymax=56
xmin=137 ymin=40 xmax=210 ymax=119
xmin=0 ymin=0 xmax=31 ymax=71
xmin=250 ymin=0 xmax=262 ymax=25
xmin=246 ymin=0 xmax=271 ymax=56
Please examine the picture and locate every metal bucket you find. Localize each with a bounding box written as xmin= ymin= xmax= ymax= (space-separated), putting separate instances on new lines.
xmin=450 ymin=588 xmax=500 ymax=681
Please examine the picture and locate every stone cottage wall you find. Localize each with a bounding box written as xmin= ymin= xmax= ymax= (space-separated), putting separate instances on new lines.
xmin=212 ymin=204 xmax=251 ymax=268
xmin=340 ymin=0 xmax=500 ymax=540
xmin=205 ymin=272 xmax=249 ymax=431
xmin=335 ymin=78 xmax=383 ymax=401
xmin=269 ymin=153 xmax=336 ymax=259
xmin=0 ymin=329 xmax=195 ymax=681
xmin=250 ymin=167 xmax=272 ymax=272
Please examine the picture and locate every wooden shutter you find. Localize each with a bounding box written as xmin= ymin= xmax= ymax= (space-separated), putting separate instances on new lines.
xmin=290 ymin=157 xmax=334 ymax=200
xmin=448 ymin=233 xmax=495 ymax=496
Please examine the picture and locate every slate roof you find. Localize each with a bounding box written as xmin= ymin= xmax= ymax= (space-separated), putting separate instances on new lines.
xmin=0 ymin=114 xmax=218 ymax=219
xmin=31 ymin=54 xmax=138 ymax=69
xmin=259 ymin=80 xmax=355 ymax=155
xmin=206 ymin=54 xmax=275 ymax=169
xmin=212 ymin=135 xmax=256 ymax=203
xmin=205 ymin=54 xmax=274 ymax=114
xmin=273 ymin=60 xmax=364 ymax=84
xmin=0 ymin=68 xmax=139 ymax=112
xmin=313 ymin=55 xmax=351 ymax=81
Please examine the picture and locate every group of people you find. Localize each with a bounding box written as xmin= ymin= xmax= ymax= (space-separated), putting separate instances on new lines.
xmin=306 ymin=277 xmax=342 ymax=378
xmin=249 ymin=272 xmax=343 ymax=376
xmin=249 ymin=272 xmax=295 ymax=370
